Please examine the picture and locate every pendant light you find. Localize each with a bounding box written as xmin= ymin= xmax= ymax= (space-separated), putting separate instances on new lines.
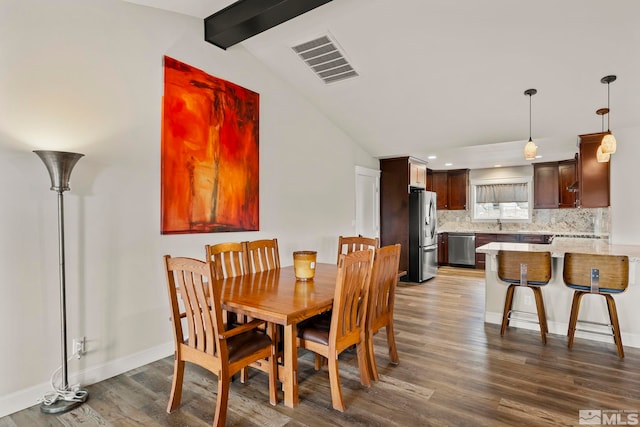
xmin=600 ymin=75 xmax=617 ymax=154
xmin=523 ymin=88 xmax=537 ymax=160
xmin=596 ymin=108 xmax=610 ymax=163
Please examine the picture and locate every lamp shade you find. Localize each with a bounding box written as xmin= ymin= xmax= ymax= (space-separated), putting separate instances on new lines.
xmin=524 ymin=139 xmax=537 ymax=160
xmin=596 ymin=145 xmax=610 ymax=163
xmin=34 ymin=150 xmax=84 ymax=192
xmin=601 ymin=132 xmax=617 ymax=154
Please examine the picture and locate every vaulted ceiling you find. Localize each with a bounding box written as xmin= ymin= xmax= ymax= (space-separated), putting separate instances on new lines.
xmin=125 ymin=0 xmax=640 ymax=170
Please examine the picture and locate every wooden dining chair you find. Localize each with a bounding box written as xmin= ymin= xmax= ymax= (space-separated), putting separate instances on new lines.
xmin=246 ymin=238 xmax=280 ymax=273
xmin=297 ymin=249 xmax=374 ymax=412
xmin=497 ymin=250 xmax=552 ymax=344
xmin=364 ymin=244 xmax=401 ymax=382
xmin=163 ymin=255 xmax=277 ymax=427
xmin=563 ymin=252 xmax=629 ymax=358
xmin=336 ymin=235 xmax=380 ymax=264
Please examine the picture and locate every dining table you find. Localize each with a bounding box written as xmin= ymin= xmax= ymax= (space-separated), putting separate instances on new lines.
xmin=216 ymin=262 xmax=338 ymax=408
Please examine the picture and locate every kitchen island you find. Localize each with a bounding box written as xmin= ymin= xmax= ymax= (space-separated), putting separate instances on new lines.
xmin=476 ymin=237 xmax=640 ymax=349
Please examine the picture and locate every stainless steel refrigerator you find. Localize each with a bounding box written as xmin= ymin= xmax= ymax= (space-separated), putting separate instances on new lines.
xmin=408 ymin=189 xmax=438 ymax=282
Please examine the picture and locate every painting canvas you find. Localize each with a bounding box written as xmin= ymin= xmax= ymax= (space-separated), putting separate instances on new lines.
xmin=161 ymin=56 xmax=259 ymax=234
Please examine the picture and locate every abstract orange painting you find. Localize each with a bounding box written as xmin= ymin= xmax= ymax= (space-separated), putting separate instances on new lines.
xmin=161 ymin=56 xmax=259 ymax=234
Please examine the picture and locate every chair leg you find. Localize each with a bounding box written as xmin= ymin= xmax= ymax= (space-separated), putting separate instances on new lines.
xmin=365 ymin=330 xmax=379 ymax=382
xmin=167 ymin=357 xmax=185 ymax=413
xmin=356 ymin=342 xmax=371 ymax=387
xmin=567 ymin=291 xmax=585 ymax=349
xmin=500 ymin=285 xmax=516 ymax=336
xmin=386 ymin=322 xmax=400 ymax=365
xmin=604 ymin=295 xmax=625 ymax=358
xmin=213 ymin=374 xmax=230 ymax=427
xmin=531 ymin=287 xmax=548 ymax=344
xmin=314 ymin=354 xmax=324 ymax=370
xmin=327 ymin=355 xmax=346 ymax=412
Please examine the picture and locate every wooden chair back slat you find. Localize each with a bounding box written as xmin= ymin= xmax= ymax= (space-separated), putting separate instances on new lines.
xmin=563 ymin=253 xmax=629 ymax=291
xmin=368 ymin=244 xmax=401 ymax=330
xmin=337 ymin=236 xmax=379 ymax=264
xmin=332 ymin=250 xmax=374 ymax=346
xmin=164 ymin=256 xmax=222 ymax=356
xmin=205 ymin=242 xmax=249 ymax=279
xmin=246 ymin=239 xmax=280 ymax=273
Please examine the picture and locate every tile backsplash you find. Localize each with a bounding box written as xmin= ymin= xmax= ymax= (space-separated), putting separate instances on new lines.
xmin=438 ymin=207 xmax=609 ymax=235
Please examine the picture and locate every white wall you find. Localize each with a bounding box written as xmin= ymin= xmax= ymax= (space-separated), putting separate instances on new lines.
xmin=0 ymin=0 xmax=377 ymax=415
xmin=609 ymin=126 xmax=640 ymax=245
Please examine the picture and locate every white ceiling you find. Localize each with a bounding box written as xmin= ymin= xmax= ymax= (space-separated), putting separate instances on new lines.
xmin=124 ymin=0 xmax=640 ymax=170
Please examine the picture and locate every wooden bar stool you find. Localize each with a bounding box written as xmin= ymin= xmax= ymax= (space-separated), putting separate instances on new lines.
xmin=497 ymin=250 xmax=552 ymax=344
xmin=563 ymin=252 xmax=629 ymax=358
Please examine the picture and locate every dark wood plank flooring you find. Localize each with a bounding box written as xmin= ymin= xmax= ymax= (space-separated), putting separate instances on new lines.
xmin=3 ymin=266 xmax=640 ymax=426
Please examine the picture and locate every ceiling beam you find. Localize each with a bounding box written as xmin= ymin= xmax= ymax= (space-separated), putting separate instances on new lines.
xmin=204 ymin=0 xmax=333 ymax=50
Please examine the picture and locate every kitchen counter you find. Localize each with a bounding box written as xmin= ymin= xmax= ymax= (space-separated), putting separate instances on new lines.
xmin=476 ymin=237 xmax=640 ymax=261
xmin=477 ymin=237 xmax=640 ymax=349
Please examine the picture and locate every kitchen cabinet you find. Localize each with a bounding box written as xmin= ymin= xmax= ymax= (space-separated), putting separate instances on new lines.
xmin=380 ymin=156 xmax=429 ymax=273
xmin=438 ymin=232 xmax=448 ymax=265
xmin=448 ymin=169 xmax=469 ymax=210
xmin=474 ymin=233 xmax=497 ymax=270
xmin=474 ymin=233 xmax=552 ymax=269
xmin=430 ymin=169 xmax=469 ymax=210
xmin=558 ymin=157 xmax=577 ymax=208
xmin=432 ymin=171 xmax=448 ymax=209
xmin=533 ymin=162 xmax=559 ymax=209
xmin=533 ymin=158 xmax=577 ymax=209
xmin=578 ymin=132 xmax=610 ymax=208
xmin=409 ymin=160 xmax=428 ymax=190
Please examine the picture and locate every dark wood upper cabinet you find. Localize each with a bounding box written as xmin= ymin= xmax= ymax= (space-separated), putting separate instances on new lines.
xmin=447 ymin=169 xmax=469 ymax=210
xmin=431 ymin=169 xmax=468 ymax=210
xmin=432 ymin=171 xmax=448 ymax=209
xmin=558 ymin=157 xmax=577 ymax=208
xmin=533 ymin=162 xmax=560 ymax=208
xmin=578 ymin=132 xmax=610 ymax=208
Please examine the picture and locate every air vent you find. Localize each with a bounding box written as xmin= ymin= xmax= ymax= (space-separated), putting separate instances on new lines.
xmin=292 ymin=35 xmax=358 ymax=84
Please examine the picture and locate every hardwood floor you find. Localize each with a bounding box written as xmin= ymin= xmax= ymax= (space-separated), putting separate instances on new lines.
xmin=3 ymin=266 xmax=639 ymax=426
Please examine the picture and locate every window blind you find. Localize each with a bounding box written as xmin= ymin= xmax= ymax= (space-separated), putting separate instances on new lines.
xmin=476 ymin=183 xmax=528 ymax=203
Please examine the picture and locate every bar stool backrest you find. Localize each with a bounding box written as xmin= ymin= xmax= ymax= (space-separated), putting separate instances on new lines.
xmin=497 ymin=250 xmax=552 ymax=285
xmin=563 ymin=253 xmax=629 ymax=293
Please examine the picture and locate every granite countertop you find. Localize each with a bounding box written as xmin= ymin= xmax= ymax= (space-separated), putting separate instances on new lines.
xmin=440 ymin=229 xmax=607 ymax=238
xmin=475 ymin=237 xmax=640 ymax=262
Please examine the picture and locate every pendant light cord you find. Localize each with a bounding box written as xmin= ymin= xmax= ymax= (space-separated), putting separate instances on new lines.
xmin=606 ymin=81 xmax=611 ymax=132
xmin=528 ymin=92 xmax=533 ymax=141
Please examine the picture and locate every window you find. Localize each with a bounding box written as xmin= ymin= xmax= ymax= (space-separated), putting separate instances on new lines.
xmin=471 ymin=180 xmax=532 ymax=222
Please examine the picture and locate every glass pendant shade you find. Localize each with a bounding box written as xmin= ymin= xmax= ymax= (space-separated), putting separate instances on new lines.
xmin=601 ymin=132 xmax=617 ymax=154
xmin=524 ymin=139 xmax=537 ymax=160
xmin=596 ymin=145 xmax=610 ymax=163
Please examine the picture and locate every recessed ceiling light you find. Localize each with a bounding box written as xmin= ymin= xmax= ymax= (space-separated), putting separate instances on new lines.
xmin=444 ymin=162 xmax=453 ymax=167
xmin=535 ymin=155 xmax=543 ymax=159
xmin=494 ymin=165 xmax=502 ymax=168
xmin=427 ymin=155 xmax=437 ymax=160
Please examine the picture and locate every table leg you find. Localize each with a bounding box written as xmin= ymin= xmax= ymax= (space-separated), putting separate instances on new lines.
xmin=283 ymin=323 xmax=298 ymax=408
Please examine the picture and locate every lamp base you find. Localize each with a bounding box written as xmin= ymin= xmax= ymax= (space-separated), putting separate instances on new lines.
xmin=40 ymin=389 xmax=89 ymax=415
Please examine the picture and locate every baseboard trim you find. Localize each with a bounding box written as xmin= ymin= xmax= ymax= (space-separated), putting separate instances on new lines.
xmin=485 ymin=311 xmax=640 ymax=349
xmin=0 ymin=341 xmax=173 ymax=418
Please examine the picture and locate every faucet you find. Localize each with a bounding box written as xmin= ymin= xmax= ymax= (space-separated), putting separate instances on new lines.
xmin=497 ymin=219 xmax=502 ymax=231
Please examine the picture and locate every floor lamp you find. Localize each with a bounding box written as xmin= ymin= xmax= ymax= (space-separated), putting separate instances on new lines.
xmin=34 ymin=150 xmax=89 ymax=414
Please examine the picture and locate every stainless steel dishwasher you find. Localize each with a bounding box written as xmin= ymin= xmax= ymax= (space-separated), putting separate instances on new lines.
xmin=448 ymin=233 xmax=476 ymax=266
